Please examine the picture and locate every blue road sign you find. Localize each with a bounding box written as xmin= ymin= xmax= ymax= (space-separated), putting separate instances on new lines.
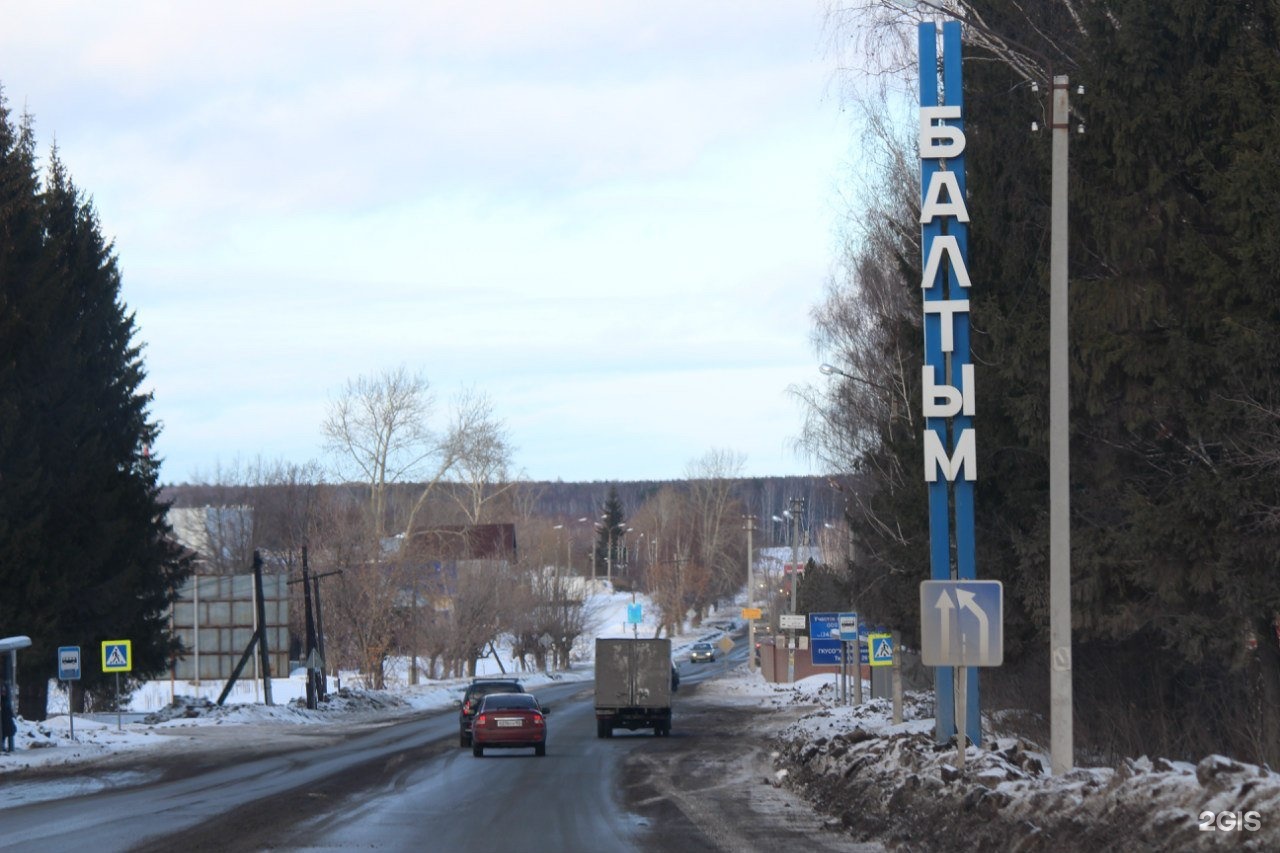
xmin=101 ymin=639 xmax=132 ymax=673
xmin=811 ymin=640 xmax=842 ymax=665
xmin=838 ymin=612 xmax=859 ymax=641
xmin=919 ymin=580 xmax=1003 ymax=667
xmin=57 ymin=646 xmax=81 ymax=681
xmin=808 ymin=612 xmax=842 ymax=666
xmin=869 ymin=633 xmax=895 ymax=666
xmin=626 ymin=603 xmax=643 ymax=624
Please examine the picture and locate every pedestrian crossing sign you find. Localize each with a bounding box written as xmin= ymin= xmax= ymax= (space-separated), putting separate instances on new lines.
xmin=868 ymin=633 xmax=894 ymax=667
xmin=102 ymin=639 xmax=132 ymax=673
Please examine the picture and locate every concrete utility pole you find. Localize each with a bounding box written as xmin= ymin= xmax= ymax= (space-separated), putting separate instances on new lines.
xmin=745 ymin=515 xmax=756 ymax=673
xmin=787 ymin=497 xmax=805 ymax=684
xmin=1048 ymin=74 xmax=1074 ymax=776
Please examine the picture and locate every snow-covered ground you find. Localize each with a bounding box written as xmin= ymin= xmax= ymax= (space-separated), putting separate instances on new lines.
xmin=764 ymin=675 xmax=1280 ymax=850
xmin=7 ymin=588 xmax=1277 ymax=850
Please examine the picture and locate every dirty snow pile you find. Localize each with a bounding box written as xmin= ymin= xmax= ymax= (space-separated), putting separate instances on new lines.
xmin=764 ymin=675 xmax=1280 ymax=852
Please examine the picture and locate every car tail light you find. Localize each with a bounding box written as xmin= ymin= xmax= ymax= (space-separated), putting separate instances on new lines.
xmin=462 ymin=700 xmax=472 ymax=714
xmin=531 ymin=713 xmax=544 ymax=726
xmin=475 ymin=713 xmax=487 ymax=726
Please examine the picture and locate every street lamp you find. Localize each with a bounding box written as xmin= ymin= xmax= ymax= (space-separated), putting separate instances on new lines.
xmin=819 ymin=362 xmax=891 ymax=393
xmin=554 ymin=518 xmax=591 ymax=576
xmin=596 ymin=517 xmax=626 ymax=589
xmin=819 ymin=362 xmax=898 ymax=422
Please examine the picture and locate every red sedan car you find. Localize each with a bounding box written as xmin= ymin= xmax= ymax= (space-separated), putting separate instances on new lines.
xmin=471 ymin=693 xmax=549 ymax=757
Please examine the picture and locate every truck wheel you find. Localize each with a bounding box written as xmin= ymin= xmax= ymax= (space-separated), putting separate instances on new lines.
xmin=472 ymin=743 xmax=483 ymax=757
xmin=460 ymin=732 xmax=470 ymax=748
xmin=597 ymin=720 xmax=610 ymax=739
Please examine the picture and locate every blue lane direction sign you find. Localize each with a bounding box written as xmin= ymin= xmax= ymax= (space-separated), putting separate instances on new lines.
xmin=919 ymin=580 xmax=1003 ymax=667
xmin=58 ymin=646 xmax=81 ymax=681
xmin=809 ymin=613 xmax=842 ymax=665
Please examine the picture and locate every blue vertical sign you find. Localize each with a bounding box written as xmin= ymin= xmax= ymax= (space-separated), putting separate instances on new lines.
xmin=919 ymin=20 xmax=981 ymax=748
xmin=809 ymin=613 xmax=842 ymax=665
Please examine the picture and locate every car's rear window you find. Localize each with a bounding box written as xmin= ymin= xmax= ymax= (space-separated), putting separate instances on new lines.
xmin=472 ymin=682 xmax=522 ymax=698
xmin=480 ymin=694 xmax=537 ymax=711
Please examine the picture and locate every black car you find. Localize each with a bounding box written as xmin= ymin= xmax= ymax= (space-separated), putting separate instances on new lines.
xmin=457 ymin=678 xmax=524 ymax=747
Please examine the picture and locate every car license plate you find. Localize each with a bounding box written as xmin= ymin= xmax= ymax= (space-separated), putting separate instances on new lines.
xmin=496 ymin=718 xmax=523 ymax=727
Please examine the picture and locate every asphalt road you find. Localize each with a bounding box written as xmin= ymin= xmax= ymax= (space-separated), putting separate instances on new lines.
xmin=0 ymin=635 xmax=874 ymax=853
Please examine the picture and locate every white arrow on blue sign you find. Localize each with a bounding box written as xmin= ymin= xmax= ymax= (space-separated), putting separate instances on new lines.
xmin=919 ymin=580 xmax=1003 ymax=667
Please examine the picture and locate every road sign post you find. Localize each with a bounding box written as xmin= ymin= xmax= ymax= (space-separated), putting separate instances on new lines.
xmin=101 ymin=640 xmax=132 ymax=732
xmin=58 ymin=646 xmax=81 ymax=740
xmin=920 ymin=580 xmax=1003 ymax=766
xmin=837 ymin=613 xmax=858 ymax=705
xmin=779 ymin=613 xmax=805 ymax=683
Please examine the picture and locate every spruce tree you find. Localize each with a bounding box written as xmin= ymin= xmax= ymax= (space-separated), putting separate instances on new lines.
xmin=958 ymin=0 xmax=1280 ymax=761
xmin=0 ymin=91 xmax=189 ymax=718
xmin=594 ymin=486 xmax=626 ymax=580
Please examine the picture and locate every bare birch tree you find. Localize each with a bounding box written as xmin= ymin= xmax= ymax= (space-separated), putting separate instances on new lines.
xmin=685 ymin=449 xmax=748 ymax=614
xmin=322 ymin=368 xmax=512 ymax=547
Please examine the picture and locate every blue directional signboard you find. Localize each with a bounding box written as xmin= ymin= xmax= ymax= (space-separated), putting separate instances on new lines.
xmin=626 ymin=603 xmax=643 ymax=625
xmin=919 ymin=580 xmax=1003 ymax=667
xmin=809 ymin=612 xmax=842 ymax=665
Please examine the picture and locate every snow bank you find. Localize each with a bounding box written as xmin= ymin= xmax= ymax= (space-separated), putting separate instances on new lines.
xmin=771 ymin=682 xmax=1280 ymax=852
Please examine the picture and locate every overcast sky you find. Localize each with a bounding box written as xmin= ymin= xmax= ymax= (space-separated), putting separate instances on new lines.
xmin=0 ymin=1 xmax=855 ymax=484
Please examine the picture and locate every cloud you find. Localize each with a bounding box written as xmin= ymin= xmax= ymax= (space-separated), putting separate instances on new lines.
xmin=2 ymin=1 xmax=847 ymax=484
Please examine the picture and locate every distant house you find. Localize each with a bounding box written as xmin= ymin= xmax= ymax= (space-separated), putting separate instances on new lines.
xmin=394 ymin=524 xmax=518 ymax=612
xmin=757 ymin=545 xmax=823 ymax=577
xmin=401 ymin=524 xmax=517 ymax=564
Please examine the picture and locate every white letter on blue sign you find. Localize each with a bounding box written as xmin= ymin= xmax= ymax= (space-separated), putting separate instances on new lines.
xmin=923 ymin=299 xmax=970 ymax=353
xmin=924 ymin=428 xmax=977 ymax=482
xmin=920 ymin=170 xmax=970 ymax=224
xmin=922 ymin=364 xmax=975 ymax=418
xmin=919 ymin=105 xmax=965 ymax=159
xmin=920 ymin=235 xmax=972 ymax=292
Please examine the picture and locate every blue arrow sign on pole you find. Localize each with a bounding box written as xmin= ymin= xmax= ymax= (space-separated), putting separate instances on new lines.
xmin=919 ymin=580 xmax=1003 ymax=667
